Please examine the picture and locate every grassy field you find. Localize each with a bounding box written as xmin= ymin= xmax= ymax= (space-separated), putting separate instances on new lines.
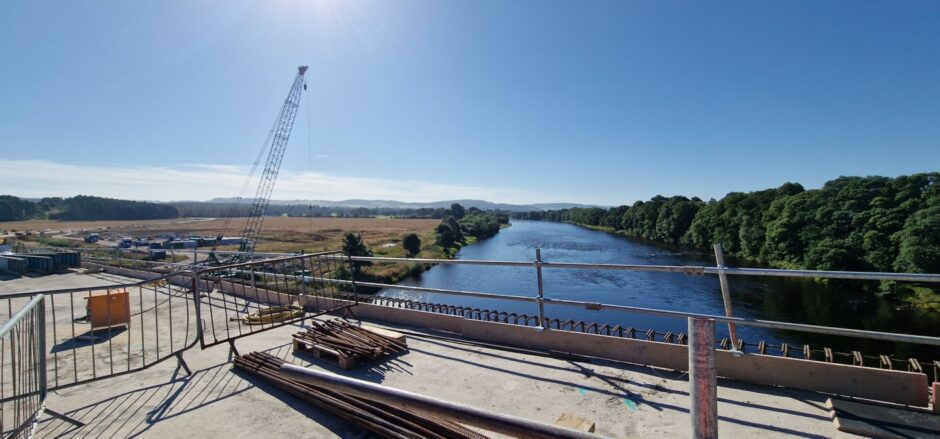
xmin=3 ymin=217 xmax=436 ymax=249
xmin=4 ymin=216 xmax=450 ymax=285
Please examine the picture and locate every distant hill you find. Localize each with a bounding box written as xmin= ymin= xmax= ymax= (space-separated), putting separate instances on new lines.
xmin=205 ymin=198 xmax=600 ymax=212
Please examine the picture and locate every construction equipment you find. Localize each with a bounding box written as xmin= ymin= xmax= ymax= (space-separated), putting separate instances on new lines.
xmin=208 ymin=66 xmax=309 ymax=265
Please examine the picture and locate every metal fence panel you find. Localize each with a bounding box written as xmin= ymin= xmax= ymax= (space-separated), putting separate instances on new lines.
xmin=0 ymin=272 xmax=198 ymax=393
xmin=193 ymin=251 xmax=358 ymax=349
xmin=0 ymin=295 xmax=45 ymax=438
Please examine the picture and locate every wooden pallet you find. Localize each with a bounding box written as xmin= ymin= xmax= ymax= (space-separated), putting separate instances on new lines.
xmin=292 ymin=325 xmax=407 ymax=370
xmin=293 ymin=337 xmax=358 ymax=369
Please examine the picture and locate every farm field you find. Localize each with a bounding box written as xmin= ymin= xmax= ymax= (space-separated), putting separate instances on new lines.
xmin=3 ymin=217 xmax=440 ymax=253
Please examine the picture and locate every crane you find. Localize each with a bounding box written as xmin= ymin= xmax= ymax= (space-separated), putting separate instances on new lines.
xmin=208 ymin=66 xmax=308 ymax=265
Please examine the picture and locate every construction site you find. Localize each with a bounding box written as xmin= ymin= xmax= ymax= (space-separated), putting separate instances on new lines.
xmin=2 ymin=66 xmax=939 ymax=439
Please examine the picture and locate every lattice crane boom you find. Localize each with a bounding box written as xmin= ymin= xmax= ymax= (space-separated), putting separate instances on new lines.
xmin=232 ymin=66 xmax=308 ymax=262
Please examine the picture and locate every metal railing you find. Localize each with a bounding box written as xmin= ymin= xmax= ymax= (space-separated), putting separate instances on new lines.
xmin=301 ymin=250 xmax=940 ymax=350
xmin=0 ymin=295 xmax=82 ymax=438
xmin=9 ymin=246 xmax=940 ymax=437
xmin=0 ymin=271 xmax=199 ymax=393
xmin=80 ymin=247 xmax=940 ymax=355
xmin=0 ymin=295 xmax=46 ymax=438
xmin=191 ymin=251 xmax=358 ymax=349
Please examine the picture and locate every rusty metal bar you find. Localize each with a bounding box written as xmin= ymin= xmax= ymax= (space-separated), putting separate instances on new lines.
xmin=713 ymin=244 xmax=739 ymax=350
xmin=280 ymin=363 xmax=601 ymax=439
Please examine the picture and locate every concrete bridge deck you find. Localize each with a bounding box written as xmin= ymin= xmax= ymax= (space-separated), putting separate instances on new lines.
xmin=12 ymin=272 xmax=864 ymax=438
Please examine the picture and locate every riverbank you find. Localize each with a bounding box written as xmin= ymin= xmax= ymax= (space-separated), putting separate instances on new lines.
xmin=358 ymin=224 xmax=506 ymax=288
xmin=571 ymin=221 xmax=940 ymax=313
xmin=379 ymin=219 xmax=940 ymax=362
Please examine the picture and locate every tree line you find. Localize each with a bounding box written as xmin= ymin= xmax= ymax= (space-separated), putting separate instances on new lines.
xmin=0 ymin=195 xmax=180 ymax=221
xmin=512 ymin=173 xmax=940 ymax=275
xmin=435 ymin=203 xmax=509 ymax=249
xmin=174 ymin=202 xmax=461 ymax=219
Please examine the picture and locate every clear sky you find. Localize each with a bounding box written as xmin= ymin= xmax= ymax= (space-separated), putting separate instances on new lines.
xmin=1 ymin=1 xmax=938 ymax=205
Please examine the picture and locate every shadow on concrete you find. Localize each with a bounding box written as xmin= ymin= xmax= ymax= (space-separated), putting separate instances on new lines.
xmin=51 ymin=328 xmax=128 ymax=353
xmin=404 ymin=335 xmax=832 ymax=438
xmin=35 ymin=357 xmax=355 ymax=439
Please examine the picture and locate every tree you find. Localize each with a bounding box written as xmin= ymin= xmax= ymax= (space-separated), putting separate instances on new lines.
xmin=435 ymin=223 xmax=455 ymax=248
xmin=893 ymin=206 xmax=940 ymax=273
xmin=341 ymin=232 xmax=372 ymax=275
xmin=402 ymin=233 xmax=421 ymax=256
xmin=443 ymin=216 xmax=463 ymax=242
xmin=450 ymin=203 xmax=466 ymax=220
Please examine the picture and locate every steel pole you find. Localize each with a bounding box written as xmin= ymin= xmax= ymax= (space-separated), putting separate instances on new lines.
xmin=689 ymin=317 xmax=717 ymax=439
xmin=713 ymin=244 xmax=739 ymax=348
xmin=36 ymin=295 xmax=47 ymax=402
xmin=535 ymin=248 xmax=546 ymax=329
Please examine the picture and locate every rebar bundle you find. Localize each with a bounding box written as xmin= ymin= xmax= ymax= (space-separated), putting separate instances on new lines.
xmin=233 ymin=351 xmax=489 ymax=439
xmin=295 ymin=320 xmax=407 ymax=360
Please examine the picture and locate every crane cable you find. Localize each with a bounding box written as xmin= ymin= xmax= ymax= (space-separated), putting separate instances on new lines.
xmin=211 ymin=88 xmax=284 ymax=257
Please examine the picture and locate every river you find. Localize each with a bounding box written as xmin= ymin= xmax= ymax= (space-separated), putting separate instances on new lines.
xmin=379 ymin=220 xmax=940 ymax=361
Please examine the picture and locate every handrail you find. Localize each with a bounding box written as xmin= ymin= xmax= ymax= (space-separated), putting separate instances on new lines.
xmin=82 ymin=250 xmax=940 ymax=348
xmin=0 ymin=294 xmax=44 ymax=335
xmin=228 ymin=269 xmax=940 ymax=347
xmin=330 ymin=255 xmax=940 ymax=283
xmin=0 ymin=270 xmax=194 ymax=299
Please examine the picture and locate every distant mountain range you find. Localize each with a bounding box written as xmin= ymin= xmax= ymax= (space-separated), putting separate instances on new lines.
xmin=204 ymin=198 xmax=601 ymax=212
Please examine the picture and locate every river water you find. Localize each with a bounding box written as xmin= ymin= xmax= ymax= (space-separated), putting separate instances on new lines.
xmin=379 ymin=220 xmax=940 ymax=361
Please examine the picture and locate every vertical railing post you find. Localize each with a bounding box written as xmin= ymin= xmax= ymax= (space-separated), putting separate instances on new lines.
xmin=713 ymin=244 xmax=739 ymax=349
xmin=299 ymin=255 xmax=309 ymax=323
xmin=688 ymin=317 xmax=717 ymax=439
xmin=37 ymin=295 xmax=47 ymax=403
xmin=347 ymin=254 xmax=359 ymax=298
xmin=535 ymin=248 xmax=546 ymax=329
xmin=191 ymin=272 xmax=205 ymax=349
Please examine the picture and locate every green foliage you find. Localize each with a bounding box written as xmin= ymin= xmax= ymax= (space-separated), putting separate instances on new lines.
xmin=0 ymin=196 xmax=37 ymax=221
xmin=0 ymin=195 xmax=178 ymax=221
xmin=459 ymin=212 xmax=501 ymax=240
xmin=341 ymin=232 xmax=372 ymax=275
xmin=435 ymin=223 xmax=455 ymax=248
xmin=51 ymin=195 xmax=179 ymax=220
xmin=433 ymin=209 xmax=505 ymax=250
xmin=442 ymin=216 xmax=463 ymax=242
xmin=893 ymin=205 xmax=940 ymax=273
xmin=513 ymin=173 xmax=940 ymax=276
xmin=449 ymin=203 xmax=466 ymax=220
xmin=402 ymin=232 xmax=421 ymax=256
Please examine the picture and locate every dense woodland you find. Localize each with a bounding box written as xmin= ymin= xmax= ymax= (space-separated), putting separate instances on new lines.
xmin=513 ymin=174 xmax=940 ymax=276
xmin=0 ymin=195 xmax=180 ymax=221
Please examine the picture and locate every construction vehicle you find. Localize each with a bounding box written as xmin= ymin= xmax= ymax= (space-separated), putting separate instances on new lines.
xmin=207 ymin=66 xmax=308 ymax=265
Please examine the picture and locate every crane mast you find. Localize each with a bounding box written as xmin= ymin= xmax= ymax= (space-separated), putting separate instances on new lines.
xmin=218 ymin=66 xmax=308 ymax=263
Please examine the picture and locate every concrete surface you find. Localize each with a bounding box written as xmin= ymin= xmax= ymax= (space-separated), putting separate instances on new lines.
xmin=33 ymin=317 xmax=859 ymax=438
xmin=1 ymin=272 xmax=861 ymax=438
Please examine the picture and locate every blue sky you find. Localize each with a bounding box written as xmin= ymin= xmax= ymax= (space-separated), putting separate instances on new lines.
xmin=1 ymin=1 xmax=938 ymax=205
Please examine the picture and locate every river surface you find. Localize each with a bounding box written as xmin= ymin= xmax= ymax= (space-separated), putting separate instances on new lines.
xmin=379 ymin=220 xmax=940 ymax=360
